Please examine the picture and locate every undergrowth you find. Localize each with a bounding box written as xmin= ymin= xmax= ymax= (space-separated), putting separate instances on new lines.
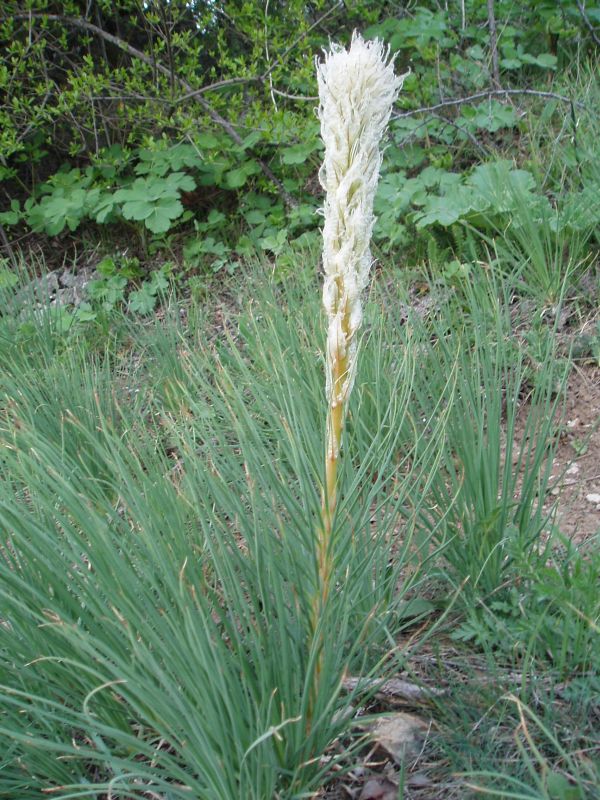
xmin=0 ymin=261 xmax=598 ymax=798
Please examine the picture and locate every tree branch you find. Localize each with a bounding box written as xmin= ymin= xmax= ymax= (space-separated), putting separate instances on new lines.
xmin=260 ymin=1 xmax=343 ymax=81
xmin=272 ymin=87 xmax=318 ymax=102
xmin=393 ymin=88 xmax=587 ymax=119
xmin=178 ymin=76 xmax=261 ymax=102
xmin=179 ymin=1 xmax=343 ymax=103
xmin=576 ymin=0 xmax=600 ymax=47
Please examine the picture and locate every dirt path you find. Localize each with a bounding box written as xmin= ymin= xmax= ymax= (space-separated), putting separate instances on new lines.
xmin=546 ymin=365 xmax=600 ymax=546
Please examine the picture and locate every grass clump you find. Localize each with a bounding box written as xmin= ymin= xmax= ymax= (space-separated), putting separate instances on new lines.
xmin=2 ymin=257 xmax=597 ymax=798
xmin=0 ymin=264 xmax=441 ymax=797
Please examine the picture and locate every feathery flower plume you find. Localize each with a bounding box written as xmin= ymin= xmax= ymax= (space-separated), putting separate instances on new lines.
xmin=317 ymin=33 xmax=403 ymax=512
xmin=308 ymin=35 xmax=403 ymax=726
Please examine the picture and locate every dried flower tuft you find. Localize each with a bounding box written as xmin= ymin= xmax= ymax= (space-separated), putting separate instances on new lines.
xmin=317 ymin=32 xmax=404 ymax=453
xmin=309 ymin=35 xmax=404 ymax=727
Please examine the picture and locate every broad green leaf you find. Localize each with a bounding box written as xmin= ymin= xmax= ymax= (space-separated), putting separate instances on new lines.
xmin=258 ymin=228 xmax=288 ymax=254
xmin=135 ymin=144 xmax=203 ymax=176
xmin=244 ymin=209 xmax=266 ymax=225
xmin=74 ymin=302 xmax=97 ymax=323
xmin=0 ymin=199 xmax=21 ymax=226
xmin=466 ymin=44 xmax=485 ymax=60
xmin=0 ymin=266 xmax=18 ymax=289
xmin=120 ymin=198 xmax=154 ymax=221
xmin=237 ymin=131 xmax=262 ymax=151
xmin=97 ymin=256 xmax=117 ymax=277
xmin=224 ymin=168 xmax=250 ymax=189
xmin=467 ymin=162 xmax=535 ymax=213
xmin=143 ymin=199 xmax=184 ymax=233
xmin=129 ymin=284 xmax=157 ymax=314
xmin=500 ymin=57 xmax=522 ymax=69
xmin=93 ymin=193 xmax=118 ymax=224
xmin=414 ymin=195 xmax=465 ymax=228
xmin=545 ymin=771 xmax=579 ymax=800
xmin=468 ymin=101 xmax=517 ymax=132
xmin=224 ymin=161 xmax=261 ymax=189
xmin=195 ymin=132 xmax=221 ymax=149
xmin=88 ymin=274 xmax=127 ymax=308
xmin=114 ymin=175 xmax=189 ymax=232
xmin=281 ymin=141 xmax=320 ymax=165
xmin=521 ymin=51 xmax=557 ymax=69
xmin=206 ymin=209 xmax=226 ymax=226
xmin=163 ymin=172 xmax=196 ymax=193
xmin=149 ymin=270 xmax=169 ymax=294
xmin=26 ymin=188 xmax=91 ymax=235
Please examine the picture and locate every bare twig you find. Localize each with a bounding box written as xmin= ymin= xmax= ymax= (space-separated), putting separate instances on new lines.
xmin=134 ymin=1 xmax=343 ymax=105
xmin=487 ymin=0 xmax=501 ymax=88
xmin=178 ymin=76 xmax=260 ymax=102
xmin=393 ymin=88 xmax=587 ymax=119
xmin=94 ymin=5 xmax=108 ymax=66
xmin=430 ymin=112 xmax=489 ymax=157
xmin=260 ymin=1 xmax=343 ymax=81
xmin=272 ymin=87 xmax=318 ymax=102
xmin=180 ymin=80 xmax=319 ymax=104
xmin=9 ymin=14 xmax=159 ymax=71
xmin=264 ymin=0 xmax=277 ymax=110
xmin=15 ymin=89 xmax=52 ymax=144
xmin=343 ymin=677 xmax=446 ymax=702
xmin=576 ymin=0 xmax=600 ymax=47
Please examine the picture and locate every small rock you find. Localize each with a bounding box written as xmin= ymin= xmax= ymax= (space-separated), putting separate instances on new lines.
xmin=60 ymin=269 xmax=78 ymax=288
xmin=14 ymin=271 xmax=59 ymax=306
xmin=16 ymin=268 xmax=99 ymax=312
xmin=369 ymin=712 xmax=430 ymax=764
xmin=555 ymin=306 xmax=571 ymax=331
xmin=566 ymin=464 xmax=580 ymax=476
xmin=359 ymin=778 xmax=398 ymax=800
xmin=59 ymin=267 xmax=98 ymax=306
xmin=585 ymin=493 xmax=600 ymax=504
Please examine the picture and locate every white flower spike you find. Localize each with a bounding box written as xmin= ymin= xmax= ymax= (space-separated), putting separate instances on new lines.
xmin=309 ymin=33 xmax=403 ymax=718
xmin=309 ymin=36 xmax=404 ymax=721
xmin=317 ymin=32 xmax=404 ymax=455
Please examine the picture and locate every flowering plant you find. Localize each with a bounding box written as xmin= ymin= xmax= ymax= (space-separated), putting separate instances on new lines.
xmin=317 ymin=33 xmax=403 ymax=546
xmin=311 ymin=31 xmax=404 ymax=712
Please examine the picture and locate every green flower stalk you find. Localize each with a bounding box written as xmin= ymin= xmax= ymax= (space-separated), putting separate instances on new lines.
xmin=315 ymin=32 xmax=404 ymax=597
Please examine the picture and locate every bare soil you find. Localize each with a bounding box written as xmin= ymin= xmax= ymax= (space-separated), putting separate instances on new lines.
xmin=546 ymin=364 xmax=600 ymax=546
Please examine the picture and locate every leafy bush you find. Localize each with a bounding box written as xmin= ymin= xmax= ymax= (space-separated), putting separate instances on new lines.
xmin=1 ymin=1 xmax=598 ymax=283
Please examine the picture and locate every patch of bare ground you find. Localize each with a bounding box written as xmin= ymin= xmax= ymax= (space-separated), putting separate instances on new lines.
xmin=546 ymin=364 xmax=600 ymax=546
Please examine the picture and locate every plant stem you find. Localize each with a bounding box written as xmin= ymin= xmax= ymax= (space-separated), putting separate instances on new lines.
xmin=323 ymin=347 xmax=348 ymax=538
xmin=308 ymin=319 xmax=349 ymax=727
xmin=487 ymin=0 xmax=501 ymax=89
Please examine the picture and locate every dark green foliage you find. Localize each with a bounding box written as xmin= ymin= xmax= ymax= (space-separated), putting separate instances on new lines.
xmin=1 ymin=1 xmax=599 ymax=278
